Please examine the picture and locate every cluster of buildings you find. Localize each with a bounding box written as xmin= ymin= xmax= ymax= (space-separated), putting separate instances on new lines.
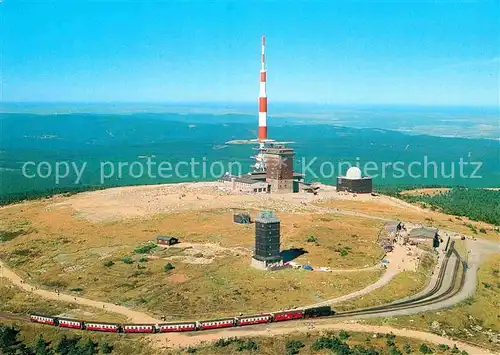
xmin=218 ymin=143 xmax=310 ymax=194
xmin=222 ymin=36 xmax=373 ymax=195
xmin=219 ymin=145 xmax=373 ymax=195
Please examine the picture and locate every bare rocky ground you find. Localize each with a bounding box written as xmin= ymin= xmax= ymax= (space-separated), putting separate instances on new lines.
xmin=157 ymin=242 xmax=251 ymax=265
xmin=47 ymin=181 xmax=414 ymax=222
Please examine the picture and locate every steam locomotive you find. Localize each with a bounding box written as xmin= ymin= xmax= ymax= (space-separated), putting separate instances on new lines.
xmin=30 ymin=306 xmax=334 ymax=334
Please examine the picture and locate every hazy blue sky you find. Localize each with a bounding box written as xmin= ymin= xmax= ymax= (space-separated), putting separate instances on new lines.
xmin=2 ymin=0 xmax=499 ymax=106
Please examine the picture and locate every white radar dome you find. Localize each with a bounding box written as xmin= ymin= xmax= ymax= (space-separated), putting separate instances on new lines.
xmin=345 ymin=167 xmax=362 ymax=179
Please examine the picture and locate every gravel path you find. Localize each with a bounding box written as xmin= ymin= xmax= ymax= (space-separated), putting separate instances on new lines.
xmin=160 ymin=321 xmax=495 ymax=354
xmin=304 ymin=241 xmax=424 ymax=308
xmin=0 ymin=259 xmax=160 ymax=324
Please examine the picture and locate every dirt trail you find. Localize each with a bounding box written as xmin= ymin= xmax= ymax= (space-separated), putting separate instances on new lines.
xmin=159 ymin=321 xmax=494 ymax=354
xmin=305 ymin=242 xmax=425 ymax=308
xmin=0 ymin=259 xmax=159 ymax=324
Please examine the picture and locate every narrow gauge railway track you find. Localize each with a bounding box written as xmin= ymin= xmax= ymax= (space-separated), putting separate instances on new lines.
xmin=329 ymin=249 xmax=465 ymax=319
xmin=250 ymin=242 xmax=465 ymax=329
xmin=0 ymin=312 xmax=28 ymax=323
xmin=330 ymin=242 xmax=463 ymax=314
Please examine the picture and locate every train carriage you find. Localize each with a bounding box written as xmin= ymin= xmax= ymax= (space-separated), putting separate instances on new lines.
xmin=237 ymin=314 xmax=272 ymax=326
xmin=84 ymin=322 xmax=120 ymax=333
xmin=122 ymin=324 xmax=154 ymax=333
xmin=57 ymin=318 xmax=84 ymax=329
xmin=157 ymin=322 xmax=197 ymax=333
xmin=198 ymin=318 xmax=235 ymax=330
xmin=30 ymin=314 xmax=56 ymax=326
xmin=272 ymin=310 xmax=304 ymax=322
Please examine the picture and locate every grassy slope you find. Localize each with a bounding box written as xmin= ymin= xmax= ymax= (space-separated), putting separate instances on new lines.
xmin=315 ymin=198 xmax=499 ymax=242
xmin=336 ymin=251 xmax=436 ymax=311
xmin=0 ymin=279 xmax=128 ymax=323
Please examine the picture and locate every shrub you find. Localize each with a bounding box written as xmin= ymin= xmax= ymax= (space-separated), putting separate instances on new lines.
xmin=103 ymin=260 xmax=115 ymax=267
xmin=236 ymin=339 xmax=258 ymax=351
xmin=386 ymin=333 xmax=396 ymax=347
xmin=306 ymin=235 xmax=317 ymax=243
xmin=122 ymin=257 xmax=133 ymax=264
xmin=214 ymin=337 xmax=237 ymax=347
xmin=311 ymin=335 xmax=350 ymax=352
xmin=164 ymin=263 xmax=175 ymax=272
xmin=134 ymin=243 xmax=157 ymax=254
xmin=12 ymin=249 xmax=33 ymax=256
xmin=338 ymin=329 xmax=350 ymax=340
xmin=286 ymin=340 xmax=304 ymax=355
xmin=419 ymin=343 xmax=433 ymax=354
xmin=70 ymin=288 xmax=83 ymax=292
xmin=390 ymin=347 xmax=403 ymax=355
xmin=403 ymin=343 xmax=412 ymax=354
xmin=479 ymin=228 xmax=487 ymax=234
xmin=340 ymin=249 xmax=349 ymax=257
xmin=465 ymin=223 xmax=477 ymax=234
xmin=437 ymin=344 xmax=450 ymax=351
xmin=101 ymin=342 xmax=113 ymax=354
xmin=138 ymin=257 xmax=148 ymax=263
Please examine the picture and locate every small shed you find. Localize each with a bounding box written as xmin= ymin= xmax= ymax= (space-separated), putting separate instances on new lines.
xmin=234 ymin=212 xmax=251 ymax=224
xmin=156 ymin=236 xmax=179 ymax=246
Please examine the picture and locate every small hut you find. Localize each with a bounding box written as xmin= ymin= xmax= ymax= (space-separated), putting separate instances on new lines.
xmin=233 ymin=212 xmax=251 ymax=224
xmin=156 ymin=236 xmax=179 ymax=246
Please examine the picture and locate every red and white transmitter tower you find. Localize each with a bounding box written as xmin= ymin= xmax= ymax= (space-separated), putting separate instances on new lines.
xmin=225 ymin=36 xmax=293 ymax=172
xmin=258 ymin=35 xmax=268 ymax=141
xmin=252 ymin=36 xmax=270 ymax=172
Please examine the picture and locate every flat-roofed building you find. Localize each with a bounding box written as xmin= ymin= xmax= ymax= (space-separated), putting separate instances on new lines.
xmin=218 ymin=175 xmax=269 ymax=193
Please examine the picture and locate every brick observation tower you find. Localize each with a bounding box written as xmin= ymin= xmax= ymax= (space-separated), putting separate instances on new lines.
xmin=251 ymin=211 xmax=283 ymax=270
xmin=264 ymin=145 xmax=295 ymax=193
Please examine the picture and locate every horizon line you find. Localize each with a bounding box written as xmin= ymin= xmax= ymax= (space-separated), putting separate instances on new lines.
xmin=2 ymin=101 xmax=498 ymax=109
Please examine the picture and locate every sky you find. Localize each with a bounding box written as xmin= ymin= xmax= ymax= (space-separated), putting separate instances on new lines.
xmin=1 ymin=0 xmax=499 ymax=106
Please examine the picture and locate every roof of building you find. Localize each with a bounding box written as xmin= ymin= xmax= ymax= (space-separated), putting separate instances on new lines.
xmin=346 ymin=167 xmax=362 ymax=179
xmin=157 ymin=236 xmax=178 ymax=241
xmin=264 ymin=147 xmax=295 ymax=155
xmin=255 ymin=211 xmax=280 ymax=223
xmin=237 ymin=177 xmax=265 ymax=184
xmin=409 ymin=227 xmax=438 ymax=239
xmin=219 ymin=175 xmax=266 ymax=185
xmin=338 ymin=175 xmax=372 ymax=181
xmin=385 ymin=221 xmax=400 ymax=232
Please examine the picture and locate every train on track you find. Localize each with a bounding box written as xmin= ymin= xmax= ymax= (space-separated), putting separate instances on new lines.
xmin=30 ymin=306 xmax=334 ymax=334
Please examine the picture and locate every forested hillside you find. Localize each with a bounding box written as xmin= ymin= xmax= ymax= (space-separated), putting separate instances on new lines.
xmin=377 ymin=186 xmax=500 ymax=226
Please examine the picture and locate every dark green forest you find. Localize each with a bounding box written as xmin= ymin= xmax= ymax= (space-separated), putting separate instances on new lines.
xmin=0 ymin=325 xmax=113 ymax=355
xmin=376 ymin=186 xmax=500 ymax=226
xmin=0 ymin=186 xmax=115 ymax=206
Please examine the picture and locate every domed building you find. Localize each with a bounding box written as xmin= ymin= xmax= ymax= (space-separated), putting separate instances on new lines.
xmin=336 ymin=166 xmax=373 ymax=193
